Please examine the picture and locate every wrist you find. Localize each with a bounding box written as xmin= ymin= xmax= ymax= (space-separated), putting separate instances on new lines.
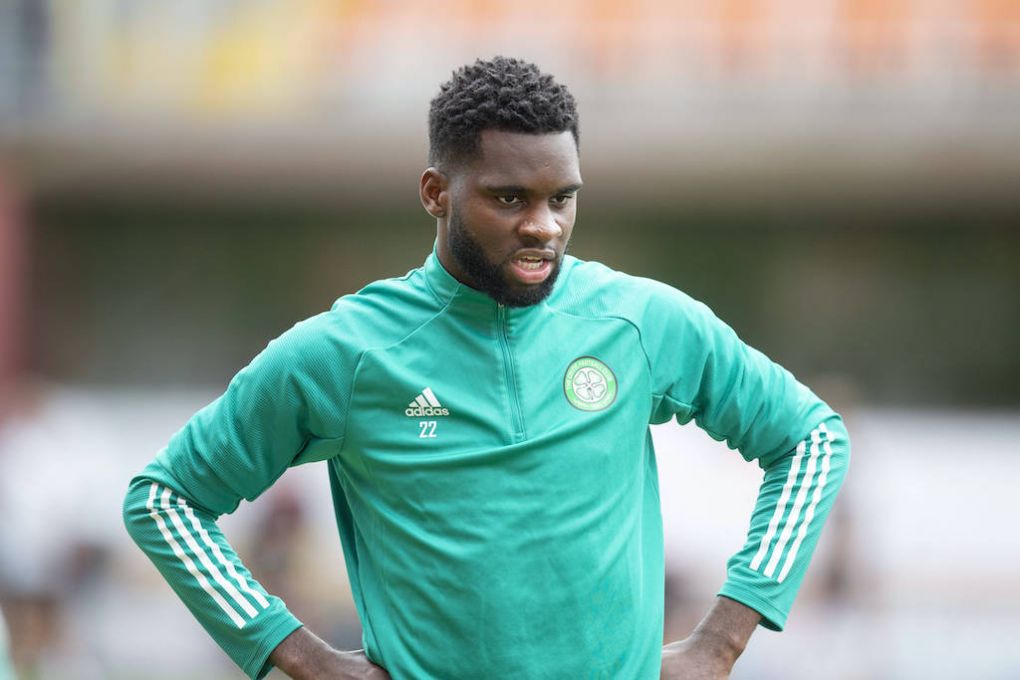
xmin=683 ymin=595 xmax=761 ymax=667
xmin=270 ymin=626 xmax=344 ymax=679
xmin=686 ymin=625 xmax=746 ymax=666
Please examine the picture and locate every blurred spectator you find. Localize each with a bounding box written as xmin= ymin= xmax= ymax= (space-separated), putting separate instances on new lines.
xmin=0 ymin=378 xmax=116 ymax=679
xmin=0 ymin=165 xmax=26 ymax=413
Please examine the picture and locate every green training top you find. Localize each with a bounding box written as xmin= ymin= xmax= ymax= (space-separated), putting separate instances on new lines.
xmin=124 ymin=249 xmax=849 ymax=680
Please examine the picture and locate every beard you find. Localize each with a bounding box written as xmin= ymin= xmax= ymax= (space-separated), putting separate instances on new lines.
xmin=447 ymin=208 xmax=563 ymax=307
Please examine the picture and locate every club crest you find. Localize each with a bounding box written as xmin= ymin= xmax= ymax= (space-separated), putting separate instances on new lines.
xmin=563 ymin=356 xmax=618 ymax=411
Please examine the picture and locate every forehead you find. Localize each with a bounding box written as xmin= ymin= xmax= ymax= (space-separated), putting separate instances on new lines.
xmin=466 ymin=130 xmax=581 ymax=188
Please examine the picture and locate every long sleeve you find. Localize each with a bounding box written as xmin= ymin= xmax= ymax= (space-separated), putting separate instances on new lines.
xmin=719 ymin=415 xmax=849 ymax=630
xmin=641 ymin=280 xmax=850 ymax=630
xmin=123 ymin=313 xmax=355 ymax=679
xmin=123 ymin=477 xmax=302 ymax=679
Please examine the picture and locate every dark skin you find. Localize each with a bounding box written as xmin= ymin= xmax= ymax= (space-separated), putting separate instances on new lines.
xmin=269 ymin=628 xmax=389 ymax=680
xmin=269 ymin=130 xmax=762 ymax=678
xmin=425 ymin=129 xmax=582 ymax=303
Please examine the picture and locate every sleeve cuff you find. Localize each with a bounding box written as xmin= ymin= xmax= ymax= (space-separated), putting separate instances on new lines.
xmin=245 ymin=614 xmax=304 ymax=680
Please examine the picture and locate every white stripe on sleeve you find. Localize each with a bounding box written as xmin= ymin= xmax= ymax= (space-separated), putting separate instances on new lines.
xmin=764 ymin=427 xmax=823 ymax=578
xmin=178 ymin=497 xmax=270 ymax=609
xmin=160 ymin=488 xmax=258 ymax=618
xmin=777 ymin=423 xmax=834 ymax=583
xmin=750 ymin=439 xmax=807 ymax=571
xmin=146 ymin=483 xmax=246 ymax=628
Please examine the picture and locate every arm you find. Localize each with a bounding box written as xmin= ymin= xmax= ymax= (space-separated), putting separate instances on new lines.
xmin=661 ymin=596 xmax=760 ymax=679
xmin=124 ymin=477 xmax=388 ymax=680
xmin=718 ymin=415 xmax=849 ymax=631
xmin=123 ymin=315 xmax=362 ymax=679
xmin=658 ymin=415 xmax=849 ymax=678
xmin=123 ymin=475 xmax=304 ymax=679
xmin=642 ymin=283 xmax=850 ymax=652
xmin=269 ymin=627 xmax=389 ymax=680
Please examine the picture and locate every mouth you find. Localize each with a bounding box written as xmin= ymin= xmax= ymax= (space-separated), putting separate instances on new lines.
xmin=508 ymin=250 xmax=556 ymax=285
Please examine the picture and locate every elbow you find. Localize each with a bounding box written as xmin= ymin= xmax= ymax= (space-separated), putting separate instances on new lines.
xmin=122 ymin=476 xmax=154 ymax=546
xmin=823 ymin=412 xmax=851 ymax=483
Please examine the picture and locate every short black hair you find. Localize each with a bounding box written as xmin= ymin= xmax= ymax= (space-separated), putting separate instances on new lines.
xmin=428 ymin=56 xmax=579 ymax=169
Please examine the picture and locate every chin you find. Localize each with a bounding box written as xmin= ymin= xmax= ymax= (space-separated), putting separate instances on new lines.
xmin=499 ymin=277 xmax=558 ymax=307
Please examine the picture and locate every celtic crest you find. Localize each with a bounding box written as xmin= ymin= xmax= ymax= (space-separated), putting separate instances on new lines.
xmin=563 ymin=356 xmax=618 ymax=411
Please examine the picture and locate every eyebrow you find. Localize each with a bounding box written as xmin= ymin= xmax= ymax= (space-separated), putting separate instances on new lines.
xmin=483 ymin=183 xmax=583 ymax=195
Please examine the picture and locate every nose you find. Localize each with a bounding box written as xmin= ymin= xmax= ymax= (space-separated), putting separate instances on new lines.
xmin=518 ymin=208 xmax=562 ymax=242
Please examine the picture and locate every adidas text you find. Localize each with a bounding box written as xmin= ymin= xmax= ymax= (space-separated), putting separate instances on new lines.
xmin=405 ymin=406 xmax=450 ymax=417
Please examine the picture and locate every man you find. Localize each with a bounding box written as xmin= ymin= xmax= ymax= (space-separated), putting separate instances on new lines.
xmin=124 ymin=57 xmax=849 ymax=680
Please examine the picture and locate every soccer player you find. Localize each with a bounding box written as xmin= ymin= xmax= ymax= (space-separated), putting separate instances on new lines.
xmin=124 ymin=57 xmax=849 ymax=680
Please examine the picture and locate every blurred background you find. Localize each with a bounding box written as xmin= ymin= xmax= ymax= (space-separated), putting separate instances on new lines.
xmin=0 ymin=1 xmax=1018 ymax=678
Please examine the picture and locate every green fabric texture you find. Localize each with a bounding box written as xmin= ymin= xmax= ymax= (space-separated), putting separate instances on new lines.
xmin=124 ymin=250 xmax=849 ymax=679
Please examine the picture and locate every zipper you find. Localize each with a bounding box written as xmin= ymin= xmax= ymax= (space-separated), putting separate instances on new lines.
xmin=497 ymin=303 xmax=526 ymax=442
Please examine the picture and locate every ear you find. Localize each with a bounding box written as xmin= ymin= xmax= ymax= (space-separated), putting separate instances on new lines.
xmin=420 ymin=167 xmax=449 ymax=219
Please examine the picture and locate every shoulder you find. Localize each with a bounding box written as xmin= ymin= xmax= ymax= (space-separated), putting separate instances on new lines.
xmin=258 ymin=264 xmax=442 ymax=373
xmin=327 ymin=265 xmax=445 ymax=349
xmin=551 ymin=256 xmax=713 ymax=329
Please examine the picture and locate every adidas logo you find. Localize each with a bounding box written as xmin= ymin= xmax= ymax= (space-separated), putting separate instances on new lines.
xmin=405 ymin=387 xmax=450 ymax=417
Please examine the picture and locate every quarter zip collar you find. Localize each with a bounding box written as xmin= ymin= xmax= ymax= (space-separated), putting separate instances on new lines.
xmin=423 ymin=243 xmax=551 ymax=320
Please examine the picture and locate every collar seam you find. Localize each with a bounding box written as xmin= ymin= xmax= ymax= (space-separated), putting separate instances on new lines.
xmin=422 ymin=264 xmax=458 ymax=306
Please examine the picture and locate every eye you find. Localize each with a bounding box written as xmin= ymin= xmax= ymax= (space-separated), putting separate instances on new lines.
xmin=550 ymin=194 xmax=574 ymax=206
xmin=496 ymin=195 xmax=522 ymax=206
